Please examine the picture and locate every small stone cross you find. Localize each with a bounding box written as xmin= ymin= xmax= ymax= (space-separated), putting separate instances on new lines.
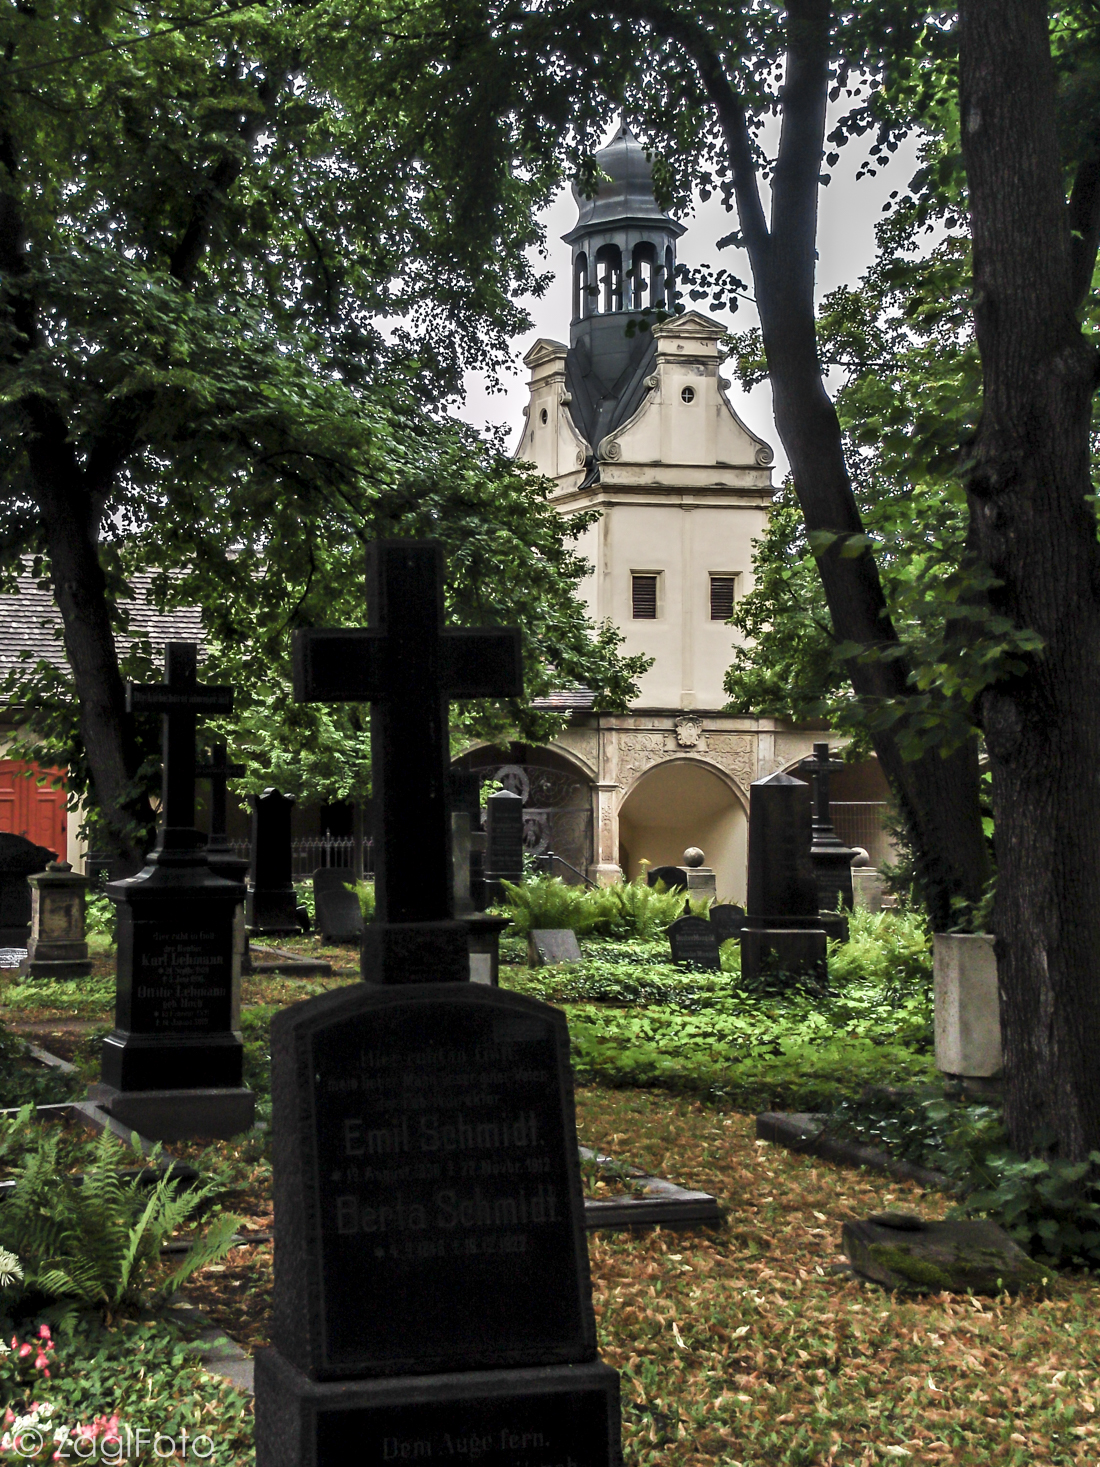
xmin=292 ymin=540 xmax=522 ymax=928
xmin=196 ymin=742 xmax=246 ymax=852
xmin=127 ymin=643 xmax=233 ymax=849
xmin=798 ymin=741 xmax=846 ymax=830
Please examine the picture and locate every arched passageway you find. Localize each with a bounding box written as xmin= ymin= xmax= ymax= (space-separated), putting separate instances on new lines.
xmin=617 ymin=760 xmax=747 ymax=903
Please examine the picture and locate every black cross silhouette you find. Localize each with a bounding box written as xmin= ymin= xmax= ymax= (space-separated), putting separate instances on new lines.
xmin=196 ymin=742 xmax=246 ymax=852
xmin=798 ymin=741 xmax=846 ymax=830
xmin=128 ymin=643 xmax=233 ymax=848
xmin=292 ymin=540 xmax=522 ymax=925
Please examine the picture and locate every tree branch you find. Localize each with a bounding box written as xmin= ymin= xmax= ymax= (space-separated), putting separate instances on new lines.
xmin=770 ymin=0 xmax=829 ymax=322
xmin=625 ymin=1 xmax=770 ymax=262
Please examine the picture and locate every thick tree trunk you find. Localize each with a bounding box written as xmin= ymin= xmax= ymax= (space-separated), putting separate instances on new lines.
xmin=26 ymin=409 xmax=151 ymax=869
xmin=665 ymin=0 xmax=989 ymax=926
xmin=960 ymin=0 xmax=1100 ymax=1158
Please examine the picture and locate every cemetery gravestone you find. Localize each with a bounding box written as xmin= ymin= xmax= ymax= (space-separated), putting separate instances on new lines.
xmin=708 ymin=904 xmax=746 ymax=946
xmin=258 ymin=538 xmax=621 ymax=1467
xmin=528 ymin=929 xmax=582 ymax=967
xmin=798 ymin=742 xmax=857 ymax=937
xmin=740 ymin=771 xmax=827 ymax=986
xmin=646 ymin=864 xmax=687 ymax=892
xmin=292 ymin=539 xmax=523 ymax=984
xmin=484 ymin=789 xmax=524 ymax=905
xmin=94 ymin=642 xmax=253 ymax=1142
xmin=667 ymin=912 xmax=721 ymax=970
xmin=313 ymin=867 xmax=364 ymax=944
xmin=21 ymin=860 xmax=92 ymax=979
xmin=247 ymin=789 xmax=305 ymax=935
xmin=0 ymin=832 xmax=56 ymax=946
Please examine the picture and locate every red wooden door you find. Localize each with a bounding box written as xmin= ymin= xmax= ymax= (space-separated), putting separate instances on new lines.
xmin=0 ymin=761 xmax=67 ymax=856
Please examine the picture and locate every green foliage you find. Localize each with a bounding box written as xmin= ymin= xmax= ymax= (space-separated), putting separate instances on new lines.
xmin=928 ymin=1101 xmax=1100 ymax=1269
xmin=354 ymin=880 xmax=376 ymax=922
xmin=0 ymin=1113 xmax=240 ymax=1314
xmin=504 ymin=907 xmax=937 ymax=1112
xmin=498 ymin=875 xmax=706 ymax=942
xmin=0 ymin=1025 xmax=82 ymax=1109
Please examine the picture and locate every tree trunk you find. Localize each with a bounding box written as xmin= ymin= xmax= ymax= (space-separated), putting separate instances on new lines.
xmin=667 ymin=0 xmax=990 ymax=927
xmin=27 ymin=412 xmax=152 ymax=869
xmin=960 ymin=0 xmax=1100 ymax=1158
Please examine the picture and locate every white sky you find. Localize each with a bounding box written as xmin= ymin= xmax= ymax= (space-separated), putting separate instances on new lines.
xmin=457 ymin=129 xmax=922 ymax=480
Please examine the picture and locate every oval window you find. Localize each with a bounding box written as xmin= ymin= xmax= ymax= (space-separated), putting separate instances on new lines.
xmin=540 ymin=408 xmax=549 ymax=424
xmin=681 ymin=386 xmax=695 ymax=404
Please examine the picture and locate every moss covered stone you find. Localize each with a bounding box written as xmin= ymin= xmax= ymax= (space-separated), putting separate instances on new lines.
xmin=842 ymin=1215 xmax=1051 ymax=1295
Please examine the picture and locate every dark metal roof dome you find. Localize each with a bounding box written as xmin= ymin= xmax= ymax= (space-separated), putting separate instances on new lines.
xmin=563 ymin=121 xmax=683 ymax=242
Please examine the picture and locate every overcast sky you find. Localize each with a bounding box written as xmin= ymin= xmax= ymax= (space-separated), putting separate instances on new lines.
xmin=456 ymin=128 xmax=923 ymax=481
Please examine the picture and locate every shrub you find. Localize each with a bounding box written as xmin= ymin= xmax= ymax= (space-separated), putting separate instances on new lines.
xmin=354 ymin=879 xmax=376 ymax=922
xmin=497 ymin=877 xmax=600 ymax=939
xmin=498 ymin=874 xmax=707 ymax=942
xmin=927 ymin=1100 xmax=1100 ymax=1268
xmin=0 ymin=1111 xmax=240 ymax=1317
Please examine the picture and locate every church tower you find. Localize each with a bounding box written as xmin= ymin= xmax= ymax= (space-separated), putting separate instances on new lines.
xmin=452 ymin=125 xmax=892 ymax=898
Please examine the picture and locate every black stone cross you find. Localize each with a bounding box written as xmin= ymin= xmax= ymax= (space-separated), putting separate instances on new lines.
xmin=292 ymin=540 xmax=522 ymax=932
xmin=196 ymin=742 xmax=246 ymax=853
xmin=798 ymin=741 xmax=846 ymax=833
xmin=128 ymin=643 xmax=233 ymax=850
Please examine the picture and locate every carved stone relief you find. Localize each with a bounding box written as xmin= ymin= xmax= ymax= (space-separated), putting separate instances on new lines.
xmin=614 ymin=733 xmax=668 ymax=792
xmin=703 ymin=734 xmax=757 ymax=793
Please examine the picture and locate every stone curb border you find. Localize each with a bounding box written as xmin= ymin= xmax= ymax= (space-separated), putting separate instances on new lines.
xmin=755 ymin=1111 xmax=951 ymax=1190
xmin=579 ymin=1146 xmax=724 ymax=1230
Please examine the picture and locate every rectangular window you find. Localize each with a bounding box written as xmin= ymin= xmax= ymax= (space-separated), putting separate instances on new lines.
xmin=631 ymin=574 xmax=659 ymax=619
xmin=710 ymin=575 xmax=738 ymax=621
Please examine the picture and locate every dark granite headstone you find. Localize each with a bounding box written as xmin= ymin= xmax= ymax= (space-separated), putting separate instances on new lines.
xmin=259 ymin=541 xmax=620 ymax=1467
xmin=708 ymin=904 xmax=746 ymax=946
xmin=247 ymin=789 xmax=304 ymax=935
xmin=799 ymin=742 xmax=857 ymax=926
xmin=0 ymin=833 xmax=56 ymax=946
xmin=740 ymin=771 xmax=827 ymax=986
xmin=313 ymin=867 xmax=363 ymax=943
xmin=667 ymin=914 xmax=721 ymax=970
xmin=484 ymin=789 xmax=524 ymax=904
xmin=292 ymin=540 xmax=522 ymax=983
xmin=197 ymin=744 xmax=250 ymax=974
xmin=94 ymin=643 xmax=252 ymax=1142
xmin=647 ymin=864 xmax=687 ymax=892
xmin=528 ymin=929 xmax=582 ymax=966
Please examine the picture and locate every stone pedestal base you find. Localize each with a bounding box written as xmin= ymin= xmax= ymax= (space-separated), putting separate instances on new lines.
xmin=741 ymin=926 xmax=827 ymax=985
xmin=933 ymin=933 xmax=1001 ymax=1078
xmin=685 ymin=869 xmax=717 ymax=900
xmin=254 ymin=1349 xmax=622 ymax=1467
xmin=88 ymin=1083 xmax=255 ymax=1142
xmin=361 ymin=920 xmax=470 ymax=984
xmin=851 ymin=869 xmax=885 ymax=912
xmin=19 ymin=958 xmax=93 ymax=980
xmin=819 ymin=913 xmax=849 ymax=944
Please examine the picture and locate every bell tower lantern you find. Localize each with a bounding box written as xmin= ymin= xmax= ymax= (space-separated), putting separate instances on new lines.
xmin=562 ymin=121 xmax=686 ymax=391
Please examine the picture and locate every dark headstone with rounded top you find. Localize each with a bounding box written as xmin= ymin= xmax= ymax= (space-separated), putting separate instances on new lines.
xmin=313 ymin=867 xmax=363 ymax=943
xmin=646 ymin=865 xmax=687 ymax=892
xmin=0 ymin=833 xmax=56 ymax=946
xmin=742 ymin=771 xmax=826 ymax=985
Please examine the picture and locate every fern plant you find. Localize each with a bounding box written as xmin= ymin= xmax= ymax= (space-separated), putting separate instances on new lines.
xmin=0 ymin=1112 xmax=240 ymax=1315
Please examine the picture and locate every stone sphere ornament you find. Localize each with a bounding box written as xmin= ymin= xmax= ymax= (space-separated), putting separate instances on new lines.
xmin=683 ymin=847 xmax=705 ymax=868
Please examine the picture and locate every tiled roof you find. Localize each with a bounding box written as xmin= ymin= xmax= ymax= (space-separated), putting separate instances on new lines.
xmin=0 ymin=571 xmax=204 ymax=682
xmin=530 ymin=688 xmax=596 ymax=711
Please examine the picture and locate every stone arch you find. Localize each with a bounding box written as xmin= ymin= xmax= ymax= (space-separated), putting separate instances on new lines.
xmin=452 ymin=741 xmax=596 ymax=876
xmin=617 ymin=756 xmax=748 ymax=903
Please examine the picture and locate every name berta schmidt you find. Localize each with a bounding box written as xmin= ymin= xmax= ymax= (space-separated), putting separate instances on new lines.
xmin=343 ymin=1112 xmax=539 ymax=1158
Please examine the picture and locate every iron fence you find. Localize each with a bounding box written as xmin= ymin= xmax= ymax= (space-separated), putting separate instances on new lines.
xmin=829 ymin=802 xmax=895 ymax=869
xmin=229 ymin=836 xmax=374 ymax=881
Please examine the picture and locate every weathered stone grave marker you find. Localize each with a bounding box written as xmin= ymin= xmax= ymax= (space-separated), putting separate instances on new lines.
xmin=529 ymin=929 xmax=582 ymax=966
xmin=708 ymin=903 xmax=745 ymax=947
xmin=197 ymin=743 xmax=249 ymax=972
xmin=313 ymin=867 xmax=363 ymax=944
xmin=667 ymin=910 xmax=721 ymax=970
xmin=682 ymin=846 xmax=717 ymax=900
xmin=94 ymin=642 xmax=253 ymax=1141
xmin=247 ymin=789 xmax=305 ymax=936
xmin=257 ymin=539 xmax=621 ymax=1467
xmin=798 ymin=742 xmax=857 ymax=938
xmin=21 ymin=860 xmax=92 ymax=979
xmin=740 ymin=771 xmax=827 ymax=986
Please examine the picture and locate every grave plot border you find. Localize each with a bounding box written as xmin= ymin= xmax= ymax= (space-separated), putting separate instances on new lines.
xmin=755 ymin=1111 xmax=951 ymax=1190
xmin=579 ymin=1146 xmax=723 ymax=1230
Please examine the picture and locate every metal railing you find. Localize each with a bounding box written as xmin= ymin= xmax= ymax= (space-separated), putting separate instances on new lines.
xmin=229 ymin=836 xmax=374 ymax=881
xmin=829 ymin=802 xmax=895 ymax=868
